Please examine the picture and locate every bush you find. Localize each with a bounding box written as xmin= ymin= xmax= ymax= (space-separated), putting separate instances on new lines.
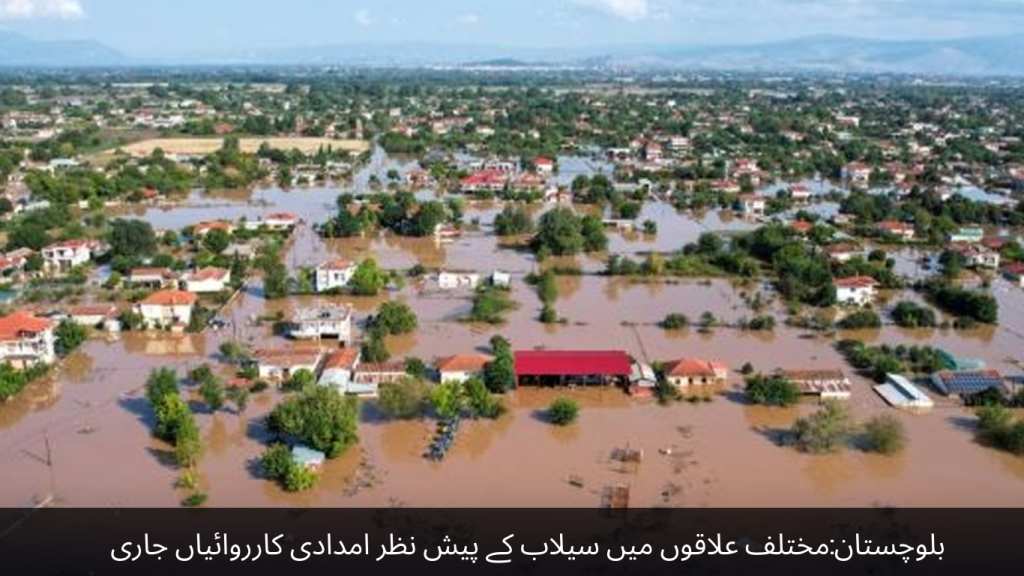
xmin=371 ymin=301 xmax=419 ymax=336
xmin=54 ymin=319 xmax=89 ymax=356
xmin=377 ymin=377 xmax=431 ymax=420
xmin=661 ymin=313 xmax=690 ymax=330
xmin=862 ymin=415 xmax=906 ymax=454
xmin=976 ymin=405 xmax=1024 ymax=455
xmin=891 ymin=301 xmax=937 ymax=329
xmin=547 ymin=398 xmax=580 ymax=426
xmin=181 ymin=492 xmax=208 ymax=508
xmin=540 ymin=304 xmax=559 ymax=324
xmin=792 ymin=401 xmax=855 ymax=454
xmin=468 ymin=287 xmax=516 ymax=324
xmin=837 ymin=310 xmax=882 ymax=330
xmin=260 ymin=443 xmax=319 ymax=493
xmin=745 ymin=374 xmax=802 ymax=407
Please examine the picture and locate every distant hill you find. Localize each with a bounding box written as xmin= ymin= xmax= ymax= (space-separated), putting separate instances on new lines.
xmin=4 ymin=31 xmax=1024 ymax=76
xmin=0 ymin=31 xmax=126 ymax=67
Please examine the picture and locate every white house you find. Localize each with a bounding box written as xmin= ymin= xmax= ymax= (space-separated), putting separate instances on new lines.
xmin=435 ymin=354 xmax=493 ymax=384
xmin=876 ymin=221 xmax=916 ymax=241
xmin=662 ymin=358 xmax=729 ymax=387
xmin=842 ymin=162 xmax=871 ymax=186
xmin=128 ymin=268 xmax=179 ymax=288
xmin=438 ymin=271 xmax=482 ymax=291
xmin=41 ymin=239 xmax=107 ymax=274
xmin=68 ymin=304 xmax=119 ymax=328
xmin=134 ymin=290 xmax=198 ymax=329
xmin=254 ymin=348 xmax=325 ymax=382
xmin=318 ymin=348 xmax=369 ymax=396
xmin=958 ymin=245 xmax=1001 ymax=270
xmin=0 ymin=312 xmax=57 ymax=369
xmin=289 ymin=305 xmax=354 ymax=344
xmin=314 ymin=260 xmax=357 ymax=293
xmin=260 ymin=212 xmax=298 ymax=231
xmin=180 ymin=267 xmax=231 ymax=293
xmin=835 ymin=276 xmax=879 ymax=307
xmin=533 ymin=157 xmax=555 ymax=174
xmin=491 ymin=271 xmax=512 ymax=289
xmin=737 ymin=194 xmax=767 ymax=217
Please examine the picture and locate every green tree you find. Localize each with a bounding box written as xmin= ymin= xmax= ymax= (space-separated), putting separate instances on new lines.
xmin=532 ymin=206 xmax=584 ymax=256
xmin=377 ymin=377 xmax=430 ymax=420
xmin=483 ymin=337 xmax=516 ymax=393
xmin=745 ymin=374 xmax=802 ymax=407
xmin=361 ymin=328 xmax=391 ymax=363
xmin=266 ymin=386 xmax=359 ymax=458
xmin=792 ymin=401 xmax=855 ymax=454
xmin=430 ymin=381 xmax=465 ymax=420
xmin=109 ymin=219 xmax=157 ymax=260
xmin=371 ymin=301 xmax=418 ymax=335
xmin=661 ymin=313 xmax=690 ymax=330
xmin=350 ymin=259 xmax=388 ymax=296
xmin=494 ymin=204 xmax=535 ymax=236
xmin=174 ymin=414 xmax=203 ymax=468
xmin=862 ymin=414 xmax=906 ymax=454
xmin=146 ymin=368 xmax=179 ymax=407
xmin=283 ymin=369 xmax=316 ymax=393
xmin=547 ymin=398 xmax=580 ymax=426
xmin=261 ymin=258 xmax=289 ymax=300
xmin=465 ymin=376 xmax=505 ymax=419
xmin=202 ymin=228 xmax=232 ymax=254
xmin=154 ymin=394 xmax=191 ymax=443
xmin=199 ymin=376 xmax=225 ymax=411
xmin=54 ymin=319 xmax=88 ymax=356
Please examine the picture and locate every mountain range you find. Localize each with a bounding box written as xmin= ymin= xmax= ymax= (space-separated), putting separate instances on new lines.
xmin=3 ymin=31 xmax=1024 ymax=75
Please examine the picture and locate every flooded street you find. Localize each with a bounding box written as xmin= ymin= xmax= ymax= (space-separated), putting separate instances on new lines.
xmin=4 ymin=176 xmax=1024 ymax=509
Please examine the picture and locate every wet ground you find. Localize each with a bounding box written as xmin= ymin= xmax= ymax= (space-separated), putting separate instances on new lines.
xmin=3 ymin=175 xmax=1024 ymax=508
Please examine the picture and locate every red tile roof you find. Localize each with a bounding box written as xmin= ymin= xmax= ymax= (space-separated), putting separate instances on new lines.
xmin=0 ymin=312 xmax=55 ymax=342
xmin=514 ymin=351 xmax=632 ymax=378
xmin=436 ymin=354 xmax=493 ymax=374
xmin=184 ymin=267 xmax=229 ymax=282
xmin=834 ymin=276 xmax=879 ymax=289
xmin=324 ymin=348 xmax=361 ymax=371
xmin=664 ymin=358 xmax=727 ymax=378
xmin=140 ymin=290 xmax=199 ymax=307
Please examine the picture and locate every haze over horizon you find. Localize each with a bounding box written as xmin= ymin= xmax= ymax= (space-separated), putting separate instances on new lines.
xmin=1 ymin=0 xmax=1022 ymax=59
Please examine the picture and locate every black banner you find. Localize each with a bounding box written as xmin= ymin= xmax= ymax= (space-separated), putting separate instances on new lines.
xmin=0 ymin=509 xmax=1014 ymax=575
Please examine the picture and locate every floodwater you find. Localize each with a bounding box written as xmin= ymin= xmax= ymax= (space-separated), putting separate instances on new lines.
xmin=4 ymin=156 xmax=1024 ymax=508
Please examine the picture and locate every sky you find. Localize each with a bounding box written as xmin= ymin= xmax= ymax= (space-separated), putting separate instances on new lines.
xmin=1 ymin=0 xmax=1023 ymax=57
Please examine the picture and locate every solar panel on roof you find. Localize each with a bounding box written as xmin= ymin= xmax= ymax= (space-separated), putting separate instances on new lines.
xmin=947 ymin=373 xmax=1002 ymax=394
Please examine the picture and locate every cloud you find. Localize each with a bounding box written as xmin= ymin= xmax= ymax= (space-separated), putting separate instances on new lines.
xmin=0 ymin=0 xmax=84 ymax=20
xmin=455 ymin=13 xmax=480 ymax=25
xmin=563 ymin=0 xmax=649 ymax=21
xmin=353 ymin=8 xmax=375 ymax=27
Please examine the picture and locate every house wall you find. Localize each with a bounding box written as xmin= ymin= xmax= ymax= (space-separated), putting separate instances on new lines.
xmin=183 ymin=279 xmax=226 ymax=293
xmin=0 ymin=330 xmax=56 ymax=366
xmin=139 ymin=304 xmax=193 ymax=327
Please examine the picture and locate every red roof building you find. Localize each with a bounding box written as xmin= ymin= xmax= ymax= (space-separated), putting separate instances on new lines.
xmin=514 ymin=350 xmax=632 ymax=386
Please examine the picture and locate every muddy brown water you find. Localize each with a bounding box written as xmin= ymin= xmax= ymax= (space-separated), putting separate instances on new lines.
xmin=4 ymin=183 xmax=1024 ymax=507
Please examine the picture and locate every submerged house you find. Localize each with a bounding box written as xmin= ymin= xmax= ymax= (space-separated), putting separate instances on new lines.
xmin=514 ymin=350 xmax=632 ymax=387
xmin=318 ymin=348 xmax=366 ymax=396
xmin=662 ymin=358 xmax=729 ymax=387
xmin=134 ymin=290 xmax=197 ymax=330
xmin=779 ymin=369 xmax=852 ymax=400
xmin=0 ymin=312 xmax=57 ymax=369
xmin=435 ymin=354 xmax=492 ymax=384
xmin=930 ymin=370 xmax=1005 ymax=399
xmin=288 ymin=305 xmax=354 ymax=344
xmin=874 ymin=374 xmax=934 ymax=411
xmin=254 ymin=348 xmax=325 ymax=382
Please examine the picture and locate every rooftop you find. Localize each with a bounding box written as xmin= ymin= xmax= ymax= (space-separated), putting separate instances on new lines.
xmin=436 ymin=354 xmax=493 ymax=374
xmin=515 ymin=350 xmax=632 ymax=378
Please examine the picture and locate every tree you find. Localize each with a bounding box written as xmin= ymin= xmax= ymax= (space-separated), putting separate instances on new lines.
xmin=580 ymin=214 xmax=609 ymax=253
xmin=377 ymin=377 xmax=430 ymax=420
xmin=862 ymin=415 xmax=906 ymax=454
xmin=199 ymin=376 xmax=226 ymax=411
xmin=409 ymin=201 xmax=447 ymax=237
xmin=109 ymin=219 xmax=157 ymax=260
xmin=547 ymin=398 xmax=580 ymax=426
xmin=350 ymin=259 xmax=388 ymax=296
xmin=532 ymin=207 xmax=584 ymax=256
xmin=283 ymin=369 xmax=317 ymax=393
xmin=483 ymin=337 xmax=516 ymax=393
xmin=371 ymin=301 xmax=418 ymax=335
xmin=54 ymin=319 xmax=88 ymax=356
xmin=202 ymin=228 xmax=232 ymax=254
xmin=430 ymin=381 xmax=465 ymax=420
xmin=174 ymin=413 xmax=203 ymax=468
xmin=494 ymin=204 xmax=534 ymax=236
xmin=468 ymin=287 xmax=516 ymax=324
xmin=146 ymin=368 xmax=179 ymax=407
xmin=745 ymin=374 xmax=802 ymax=407
xmin=464 ymin=377 xmax=505 ymax=419
xmin=266 ymin=386 xmax=359 ymax=458
xmin=536 ymin=270 xmax=558 ymax=304
xmin=792 ymin=401 xmax=855 ymax=454
xmin=261 ymin=258 xmax=289 ymax=300
xmin=361 ymin=329 xmax=391 ymax=363
xmin=837 ymin=310 xmax=882 ymax=330
xmin=154 ymin=394 xmax=191 ymax=443
xmin=661 ymin=313 xmax=690 ymax=330
xmin=891 ymin=301 xmax=938 ymax=328
xmin=259 ymin=443 xmax=318 ymax=492
xmin=226 ymin=386 xmax=250 ymax=413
